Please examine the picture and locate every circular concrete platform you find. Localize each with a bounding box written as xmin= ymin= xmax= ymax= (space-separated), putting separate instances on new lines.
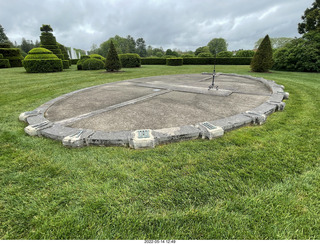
xmin=19 ymin=73 xmax=288 ymax=149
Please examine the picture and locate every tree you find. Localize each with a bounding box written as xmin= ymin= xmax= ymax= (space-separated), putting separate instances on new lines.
xmin=40 ymin=24 xmax=53 ymax=33
xmin=105 ymin=41 xmax=121 ymax=72
xmin=254 ymin=37 xmax=294 ymax=49
xmin=273 ymin=1 xmax=320 ymax=72
xmin=250 ymin=35 xmax=273 ymax=72
xmin=126 ymin=35 xmax=136 ymax=53
xmin=207 ymin=38 xmax=228 ymax=55
xmin=298 ymin=0 xmax=320 ymax=34
xmin=0 ymin=24 xmax=10 ymax=43
xmin=195 ymin=46 xmax=210 ymax=56
xmin=273 ymin=37 xmax=320 ymax=72
xmin=136 ymin=38 xmax=147 ymax=57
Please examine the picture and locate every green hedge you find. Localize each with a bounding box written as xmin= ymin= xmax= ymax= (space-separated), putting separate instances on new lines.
xmin=119 ymin=53 xmax=141 ymax=68
xmin=76 ymin=55 xmax=90 ymax=70
xmin=71 ymin=59 xmax=79 ymax=65
xmin=0 ymin=43 xmax=11 ymax=48
xmin=23 ymin=47 xmax=63 ymax=73
xmin=141 ymin=58 xmax=167 ymax=65
xmin=166 ymin=58 xmax=183 ymax=66
xmin=0 ymin=48 xmax=23 ymax=67
xmin=141 ymin=57 xmax=252 ymax=65
xmin=183 ymin=57 xmax=252 ymax=65
xmin=0 ymin=59 xmax=11 ymax=68
xmin=82 ymin=58 xmax=105 ymax=70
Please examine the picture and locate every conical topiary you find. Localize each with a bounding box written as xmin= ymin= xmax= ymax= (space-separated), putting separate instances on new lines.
xmin=105 ymin=41 xmax=121 ymax=72
xmin=39 ymin=25 xmax=64 ymax=62
xmin=250 ymin=34 xmax=273 ymax=72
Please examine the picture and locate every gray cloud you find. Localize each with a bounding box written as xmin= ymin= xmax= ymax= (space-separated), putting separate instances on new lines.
xmin=0 ymin=0 xmax=314 ymax=51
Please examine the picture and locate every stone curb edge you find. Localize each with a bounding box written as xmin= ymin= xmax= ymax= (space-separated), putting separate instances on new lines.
xmin=19 ymin=73 xmax=289 ymax=149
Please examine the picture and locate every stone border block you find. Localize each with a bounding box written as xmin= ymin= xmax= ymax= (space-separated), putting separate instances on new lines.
xmin=129 ymin=129 xmax=155 ymax=149
xmin=62 ymin=129 xmax=94 ymax=147
xmin=243 ymin=111 xmax=267 ymax=125
xmin=153 ymin=125 xmax=200 ymax=145
xmin=196 ymin=122 xmax=224 ymax=139
xmin=88 ymin=131 xmax=131 ymax=147
xmin=24 ymin=120 xmax=53 ymax=136
xmin=19 ymin=110 xmax=40 ymax=122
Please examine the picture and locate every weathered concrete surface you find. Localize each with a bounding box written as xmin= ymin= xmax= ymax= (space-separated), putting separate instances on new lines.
xmin=19 ymin=73 xmax=288 ymax=149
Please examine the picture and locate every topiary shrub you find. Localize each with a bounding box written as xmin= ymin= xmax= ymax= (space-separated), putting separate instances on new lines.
xmin=89 ymin=54 xmax=106 ymax=63
xmin=82 ymin=58 xmax=105 ymax=70
xmin=0 ymin=43 xmax=11 ymax=48
xmin=58 ymin=43 xmax=71 ymax=69
xmin=76 ymin=55 xmax=90 ymax=70
xmin=39 ymin=25 xmax=64 ymax=61
xmin=250 ymin=35 xmax=273 ymax=72
xmin=166 ymin=57 xmax=183 ymax=66
xmin=0 ymin=53 xmax=11 ymax=68
xmin=105 ymin=41 xmax=121 ymax=72
xmin=23 ymin=47 xmax=63 ymax=73
xmin=0 ymin=47 xmax=23 ymax=67
xmin=118 ymin=53 xmax=141 ymax=68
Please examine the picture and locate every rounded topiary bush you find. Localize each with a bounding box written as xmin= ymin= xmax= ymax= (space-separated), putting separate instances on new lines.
xmin=119 ymin=53 xmax=141 ymax=68
xmin=89 ymin=54 xmax=106 ymax=63
xmin=166 ymin=57 xmax=183 ymax=66
xmin=76 ymin=55 xmax=90 ymax=70
xmin=82 ymin=58 xmax=105 ymax=70
xmin=23 ymin=47 xmax=63 ymax=73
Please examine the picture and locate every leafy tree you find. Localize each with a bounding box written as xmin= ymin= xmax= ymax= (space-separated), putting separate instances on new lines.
xmin=250 ymin=35 xmax=273 ymax=72
xmin=207 ymin=38 xmax=228 ymax=55
xmin=273 ymin=1 xmax=320 ymax=72
xmin=235 ymin=50 xmax=255 ymax=57
xmin=195 ymin=46 xmax=209 ymax=56
xmin=105 ymin=41 xmax=121 ymax=72
xmin=298 ymin=0 xmax=320 ymax=34
xmin=40 ymin=24 xmax=53 ymax=33
xmin=273 ymin=37 xmax=320 ymax=72
xmin=152 ymin=47 xmax=165 ymax=57
xmin=0 ymin=24 xmax=9 ymax=43
xmin=217 ymin=51 xmax=233 ymax=57
xmin=136 ymin=38 xmax=147 ymax=57
xmin=126 ymin=35 xmax=136 ymax=53
xmin=254 ymin=37 xmax=294 ymax=49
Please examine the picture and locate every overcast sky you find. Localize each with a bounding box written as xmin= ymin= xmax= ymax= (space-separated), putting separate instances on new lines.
xmin=0 ymin=0 xmax=314 ymax=52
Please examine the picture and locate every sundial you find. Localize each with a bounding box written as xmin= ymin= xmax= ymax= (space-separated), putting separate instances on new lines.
xmin=19 ymin=73 xmax=289 ymax=149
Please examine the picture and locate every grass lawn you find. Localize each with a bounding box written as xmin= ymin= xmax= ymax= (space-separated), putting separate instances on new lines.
xmin=0 ymin=65 xmax=319 ymax=239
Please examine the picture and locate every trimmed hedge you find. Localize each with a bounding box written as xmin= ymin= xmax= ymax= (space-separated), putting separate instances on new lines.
xmin=0 ymin=59 xmax=10 ymax=68
xmin=0 ymin=48 xmax=23 ymax=67
xmin=89 ymin=54 xmax=106 ymax=63
xmin=0 ymin=43 xmax=11 ymax=48
xmin=119 ymin=53 xmax=141 ymax=68
xmin=23 ymin=47 xmax=63 ymax=73
xmin=71 ymin=59 xmax=79 ymax=65
xmin=141 ymin=58 xmax=166 ymax=65
xmin=76 ymin=55 xmax=90 ymax=70
xmin=82 ymin=58 xmax=105 ymax=70
xmin=166 ymin=58 xmax=183 ymax=66
xmin=141 ymin=57 xmax=252 ymax=65
xmin=0 ymin=52 xmax=11 ymax=68
xmin=40 ymin=31 xmax=64 ymax=60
